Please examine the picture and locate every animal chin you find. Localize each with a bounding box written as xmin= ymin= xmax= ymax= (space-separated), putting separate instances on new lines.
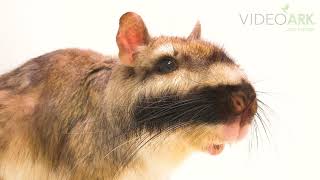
xmin=204 ymin=115 xmax=251 ymax=156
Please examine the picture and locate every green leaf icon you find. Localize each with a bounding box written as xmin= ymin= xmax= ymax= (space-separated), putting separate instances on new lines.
xmin=281 ymin=4 xmax=289 ymax=13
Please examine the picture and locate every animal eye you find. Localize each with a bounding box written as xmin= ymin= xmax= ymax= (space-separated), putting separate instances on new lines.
xmin=156 ymin=57 xmax=177 ymax=74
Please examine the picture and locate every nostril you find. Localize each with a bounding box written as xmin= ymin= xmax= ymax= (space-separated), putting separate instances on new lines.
xmin=231 ymin=93 xmax=246 ymax=114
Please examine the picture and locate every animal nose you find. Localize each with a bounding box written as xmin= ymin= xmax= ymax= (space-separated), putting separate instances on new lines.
xmin=230 ymin=84 xmax=257 ymax=115
xmin=231 ymin=92 xmax=247 ymax=114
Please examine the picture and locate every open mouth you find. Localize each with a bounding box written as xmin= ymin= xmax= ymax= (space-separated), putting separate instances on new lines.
xmin=205 ymin=113 xmax=253 ymax=155
xmin=204 ymin=96 xmax=257 ymax=155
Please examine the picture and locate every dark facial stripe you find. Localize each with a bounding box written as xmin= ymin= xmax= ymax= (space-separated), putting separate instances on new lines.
xmin=132 ymin=83 xmax=256 ymax=132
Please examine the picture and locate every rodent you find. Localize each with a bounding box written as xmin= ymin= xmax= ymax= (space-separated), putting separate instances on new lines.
xmin=0 ymin=12 xmax=257 ymax=180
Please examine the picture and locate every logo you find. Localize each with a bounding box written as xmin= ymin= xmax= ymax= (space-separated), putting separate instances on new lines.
xmin=239 ymin=4 xmax=316 ymax=31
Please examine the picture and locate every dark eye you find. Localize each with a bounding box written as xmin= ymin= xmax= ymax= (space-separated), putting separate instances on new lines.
xmin=156 ymin=57 xmax=177 ymax=74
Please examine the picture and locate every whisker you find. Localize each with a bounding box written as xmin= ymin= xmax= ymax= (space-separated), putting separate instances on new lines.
xmin=103 ymin=136 xmax=143 ymax=159
xmin=256 ymin=112 xmax=271 ymax=143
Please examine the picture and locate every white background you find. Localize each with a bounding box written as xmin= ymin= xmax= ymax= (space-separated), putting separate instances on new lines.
xmin=1 ymin=0 xmax=319 ymax=179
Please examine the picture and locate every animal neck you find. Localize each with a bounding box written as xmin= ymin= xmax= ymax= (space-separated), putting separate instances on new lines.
xmin=116 ymin=133 xmax=192 ymax=180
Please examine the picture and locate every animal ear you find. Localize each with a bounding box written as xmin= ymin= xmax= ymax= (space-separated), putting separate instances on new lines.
xmin=116 ymin=12 xmax=150 ymax=66
xmin=187 ymin=21 xmax=201 ymax=40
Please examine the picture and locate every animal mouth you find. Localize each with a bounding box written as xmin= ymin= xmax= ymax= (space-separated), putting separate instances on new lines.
xmin=206 ymin=116 xmax=250 ymax=155
xmin=205 ymin=107 xmax=255 ymax=155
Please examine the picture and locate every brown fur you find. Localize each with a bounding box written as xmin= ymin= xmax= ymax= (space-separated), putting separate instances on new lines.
xmin=0 ymin=12 xmax=256 ymax=180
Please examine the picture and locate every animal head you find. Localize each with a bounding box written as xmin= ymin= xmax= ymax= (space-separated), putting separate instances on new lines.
xmin=111 ymin=12 xmax=257 ymax=156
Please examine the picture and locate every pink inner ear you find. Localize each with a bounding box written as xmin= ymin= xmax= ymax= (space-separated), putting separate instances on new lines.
xmin=117 ymin=31 xmax=143 ymax=65
xmin=117 ymin=29 xmax=146 ymax=65
xmin=117 ymin=12 xmax=149 ymax=65
xmin=125 ymin=30 xmax=145 ymax=51
xmin=127 ymin=30 xmax=144 ymax=49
